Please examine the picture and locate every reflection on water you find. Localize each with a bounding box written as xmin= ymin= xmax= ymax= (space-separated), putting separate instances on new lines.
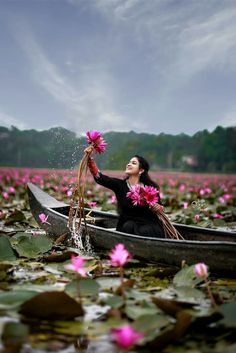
xmin=0 ymin=319 xmax=118 ymax=353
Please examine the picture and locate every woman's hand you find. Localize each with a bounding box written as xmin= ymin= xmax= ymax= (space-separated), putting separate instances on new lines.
xmin=150 ymin=203 xmax=164 ymax=214
xmin=84 ymin=145 xmax=94 ymax=155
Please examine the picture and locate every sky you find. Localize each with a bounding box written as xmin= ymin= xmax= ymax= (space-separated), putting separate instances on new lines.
xmin=0 ymin=0 xmax=236 ymax=136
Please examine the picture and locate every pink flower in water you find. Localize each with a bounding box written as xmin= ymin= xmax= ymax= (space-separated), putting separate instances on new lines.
xmin=223 ymin=193 xmax=232 ymax=200
xmin=87 ymin=201 xmax=97 ymax=207
xmin=86 ymin=130 xmax=107 ymax=154
xmin=199 ymin=189 xmax=205 ymax=196
xmin=39 ymin=213 xmax=50 ymax=224
xmin=111 ymin=324 xmax=144 ymax=349
xmin=109 ymin=243 xmax=131 ymax=267
xmin=2 ymin=192 xmax=9 ymax=199
xmin=194 ymin=214 xmax=200 ymax=221
xmin=213 ymin=213 xmax=223 ymax=219
xmin=64 ymin=255 xmax=87 ymax=277
xmin=66 ymin=189 xmax=73 ymax=197
xmin=218 ymin=196 xmax=225 ymax=204
xmin=194 ymin=263 xmax=209 ymax=278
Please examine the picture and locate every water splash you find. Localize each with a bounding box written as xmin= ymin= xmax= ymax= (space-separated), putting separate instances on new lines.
xmin=67 ymin=216 xmax=93 ymax=254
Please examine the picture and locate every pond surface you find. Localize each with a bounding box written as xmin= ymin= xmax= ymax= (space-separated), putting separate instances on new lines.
xmin=1 ymin=224 xmax=236 ymax=353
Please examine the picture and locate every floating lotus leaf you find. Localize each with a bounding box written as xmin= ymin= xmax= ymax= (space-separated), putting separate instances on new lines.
xmin=133 ymin=313 xmax=170 ymax=339
xmin=65 ymin=278 xmax=100 ymax=297
xmin=174 ymin=286 xmax=205 ymax=303
xmin=10 ymin=233 xmax=53 ymax=258
xmin=102 ymin=294 xmax=123 ymax=308
xmin=173 ymin=265 xmax=204 ymax=288
xmin=19 ymin=291 xmax=84 ymax=320
xmin=0 ymin=235 xmax=17 ymax=261
xmin=4 ymin=210 xmax=26 ymax=226
xmin=1 ymin=322 xmax=29 ymax=346
xmin=125 ymin=302 xmax=158 ymax=320
xmin=218 ymin=301 xmax=236 ymax=328
xmin=0 ymin=290 xmax=37 ymax=310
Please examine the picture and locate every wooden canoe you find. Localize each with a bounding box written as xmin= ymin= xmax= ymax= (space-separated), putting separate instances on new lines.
xmin=27 ymin=182 xmax=236 ymax=275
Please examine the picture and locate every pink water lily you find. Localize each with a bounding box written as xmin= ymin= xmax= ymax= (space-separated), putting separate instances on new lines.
xmin=108 ymin=195 xmax=117 ymax=204
xmin=94 ymin=137 xmax=107 ymax=153
xmin=143 ymin=185 xmax=159 ymax=206
xmin=66 ymin=189 xmax=73 ymax=197
xmin=87 ymin=201 xmax=97 ymax=207
xmin=64 ymin=255 xmax=87 ymax=277
xmin=109 ymin=243 xmax=131 ymax=267
xmin=218 ymin=197 xmax=225 ymax=204
xmin=223 ymin=193 xmax=232 ymax=199
xmin=111 ymin=324 xmax=144 ymax=349
xmin=127 ymin=185 xmax=159 ymax=206
xmin=8 ymin=186 xmax=16 ymax=193
xmin=194 ymin=263 xmax=209 ymax=278
xmin=127 ymin=185 xmax=144 ymax=206
xmin=213 ymin=213 xmax=223 ymax=219
xmin=86 ymin=130 xmax=107 ymax=154
xmin=2 ymin=192 xmax=9 ymax=199
xmin=86 ymin=130 xmax=101 ymax=142
xmin=194 ymin=263 xmax=216 ymax=307
xmin=39 ymin=213 xmax=50 ymax=224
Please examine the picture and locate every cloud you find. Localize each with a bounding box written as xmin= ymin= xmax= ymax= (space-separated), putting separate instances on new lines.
xmin=0 ymin=110 xmax=28 ymax=129
xmin=8 ymin=16 xmax=133 ymax=134
xmin=3 ymin=1 xmax=236 ymax=135
xmin=92 ymin=1 xmax=236 ymax=77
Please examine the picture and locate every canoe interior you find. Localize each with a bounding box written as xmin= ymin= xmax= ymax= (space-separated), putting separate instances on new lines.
xmin=52 ymin=205 xmax=236 ymax=243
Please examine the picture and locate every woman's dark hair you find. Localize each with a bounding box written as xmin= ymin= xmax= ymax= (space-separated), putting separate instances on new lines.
xmin=134 ymin=155 xmax=158 ymax=188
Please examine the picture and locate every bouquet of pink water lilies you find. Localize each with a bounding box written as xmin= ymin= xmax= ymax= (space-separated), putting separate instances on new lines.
xmin=127 ymin=184 xmax=183 ymax=240
xmin=68 ymin=130 xmax=107 ymax=232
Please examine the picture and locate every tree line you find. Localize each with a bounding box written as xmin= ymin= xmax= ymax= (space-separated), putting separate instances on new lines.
xmin=0 ymin=125 xmax=235 ymax=173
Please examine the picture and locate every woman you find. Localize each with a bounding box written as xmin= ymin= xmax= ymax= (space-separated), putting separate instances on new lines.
xmin=85 ymin=148 xmax=165 ymax=238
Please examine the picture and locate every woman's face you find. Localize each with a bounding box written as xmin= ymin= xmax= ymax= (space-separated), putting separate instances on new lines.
xmin=125 ymin=157 xmax=143 ymax=176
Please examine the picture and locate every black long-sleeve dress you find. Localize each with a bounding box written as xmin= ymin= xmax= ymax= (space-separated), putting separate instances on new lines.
xmin=94 ymin=172 xmax=165 ymax=238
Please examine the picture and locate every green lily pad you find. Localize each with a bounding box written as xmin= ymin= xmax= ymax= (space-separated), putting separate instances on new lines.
xmin=102 ymin=294 xmax=124 ymax=308
xmin=65 ymin=278 xmax=100 ymax=297
xmin=0 ymin=290 xmax=38 ymax=310
xmin=88 ymin=317 xmax=127 ymax=336
xmin=133 ymin=313 xmax=170 ymax=334
xmin=4 ymin=210 xmax=26 ymax=225
xmin=47 ymin=320 xmax=87 ymax=336
xmin=96 ymin=277 xmax=121 ymax=291
xmin=2 ymin=322 xmax=29 ymax=346
xmin=10 ymin=233 xmax=53 ymax=258
xmin=0 ymin=235 xmax=17 ymax=261
xmin=174 ymin=286 xmax=205 ymax=303
xmin=173 ymin=265 xmax=204 ymax=288
xmin=218 ymin=301 xmax=236 ymax=328
xmin=213 ymin=219 xmax=226 ymax=227
xmin=125 ymin=302 xmax=159 ymax=320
